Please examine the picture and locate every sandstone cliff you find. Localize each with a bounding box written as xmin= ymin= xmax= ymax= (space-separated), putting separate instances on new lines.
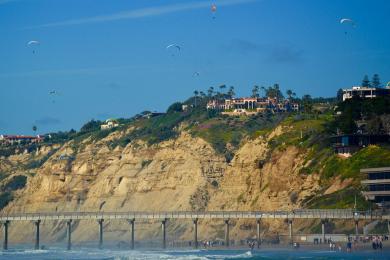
xmin=0 ymin=121 xmax=328 ymax=245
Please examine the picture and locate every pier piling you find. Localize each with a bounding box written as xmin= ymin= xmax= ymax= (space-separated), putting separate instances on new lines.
xmin=2 ymin=221 xmax=9 ymax=250
xmin=98 ymin=219 xmax=104 ymax=249
xmin=321 ymin=219 xmax=326 ymax=243
xmin=193 ymin=218 xmax=198 ymax=249
xmin=128 ymin=219 xmax=135 ymax=250
xmin=162 ymin=219 xmax=167 ymax=249
xmin=288 ymin=219 xmax=293 ymax=244
xmin=66 ymin=220 xmax=72 ymax=250
xmin=224 ymin=219 xmax=230 ymax=247
xmin=34 ymin=220 xmax=41 ymax=250
xmin=256 ymin=219 xmax=261 ymax=248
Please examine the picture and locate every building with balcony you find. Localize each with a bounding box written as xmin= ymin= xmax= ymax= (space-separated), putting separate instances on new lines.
xmin=361 ymin=167 xmax=390 ymax=207
xmin=206 ymin=97 xmax=299 ymax=115
xmin=331 ymin=135 xmax=390 ymax=157
xmin=342 ymin=86 xmax=390 ymax=101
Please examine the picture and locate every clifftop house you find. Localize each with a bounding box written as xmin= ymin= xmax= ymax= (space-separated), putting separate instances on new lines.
xmin=206 ymin=97 xmax=299 ymax=115
xmin=100 ymin=119 xmax=119 ymax=130
xmin=342 ymin=85 xmax=390 ymax=101
xmin=0 ymin=135 xmax=44 ymax=145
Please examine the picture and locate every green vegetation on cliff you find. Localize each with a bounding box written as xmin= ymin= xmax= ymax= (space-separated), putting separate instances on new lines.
xmin=322 ymin=145 xmax=390 ymax=181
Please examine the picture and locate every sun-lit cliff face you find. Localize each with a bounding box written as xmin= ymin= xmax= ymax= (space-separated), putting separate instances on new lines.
xmin=0 ymin=123 xmax=327 ymax=244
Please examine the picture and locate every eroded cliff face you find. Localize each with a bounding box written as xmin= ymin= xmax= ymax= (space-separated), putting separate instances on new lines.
xmin=1 ymin=127 xmax=321 ymax=244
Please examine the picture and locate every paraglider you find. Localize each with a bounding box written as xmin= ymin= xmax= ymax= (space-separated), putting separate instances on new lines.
xmin=211 ymin=4 xmax=217 ymax=19
xmin=27 ymin=40 xmax=40 ymax=54
xmin=166 ymin=44 xmax=181 ymax=56
xmin=49 ymin=90 xmax=60 ymax=103
xmin=340 ymin=18 xmax=355 ymax=34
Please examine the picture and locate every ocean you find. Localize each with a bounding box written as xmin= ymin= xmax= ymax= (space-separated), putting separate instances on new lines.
xmin=0 ymin=248 xmax=389 ymax=260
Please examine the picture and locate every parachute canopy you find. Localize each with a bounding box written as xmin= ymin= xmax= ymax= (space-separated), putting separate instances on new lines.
xmin=27 ymin=40 xmax=40 ymax=45
xmin=211 ymin=4 xmax=217 ymax=13
xmin=211 ymin=4 xmax=217 ymax=19
xmin=340 ymin=18 xmax=355 ymax=26
xmin=166 ymin=44 xmax=181 ymax=51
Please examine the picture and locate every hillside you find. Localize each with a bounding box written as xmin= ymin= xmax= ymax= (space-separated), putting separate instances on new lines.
xmin=0 ymin=96 xmax=390 ymax=244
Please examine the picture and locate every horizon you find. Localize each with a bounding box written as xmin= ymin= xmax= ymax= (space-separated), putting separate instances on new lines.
xmin=1 ymin=0 xmax=389 ymax=134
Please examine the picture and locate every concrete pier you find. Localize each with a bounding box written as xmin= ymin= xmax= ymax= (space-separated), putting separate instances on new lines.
xmin=34 ymin=220 xmax=41 ymax=250
xmin=128 ymin=219 xmax=135 ymax=250
xmin=162 ymin=219 xmax=167 ymax=249
xmin=224 ymin=219 xmax=230 ymax=247
xmin=193 ymin=218 xmax=198 ymax=249
xmin=98 ymin=219 xmax=104 ymax=249
xmin=256 ymin=219 xmax=261 ymax=248
xmin=66 ymin=220 xmax=72 ymax=250
xmin=0 ymin=209 xmax=385 ymax=250
xmin=288 ymin=219 xmax=293 ymax=244
xmin=2 ymin=221 xmax=9 ymax=250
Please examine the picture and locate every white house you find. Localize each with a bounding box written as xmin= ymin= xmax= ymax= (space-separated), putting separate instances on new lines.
xmin=101 ymin=119 xmax=119 ymax=130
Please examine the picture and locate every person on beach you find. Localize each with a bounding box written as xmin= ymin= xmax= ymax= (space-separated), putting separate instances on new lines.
xmin=347 ymin=241 xmax=352 ymax=252
xmin=249 ymin=241 xmax=255 ymax=250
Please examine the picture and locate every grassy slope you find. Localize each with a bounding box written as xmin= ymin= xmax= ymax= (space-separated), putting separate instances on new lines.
xmin=263 ymin=113 xmax=390 ymax=210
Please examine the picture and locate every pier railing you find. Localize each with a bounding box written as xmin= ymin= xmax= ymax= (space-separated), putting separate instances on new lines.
xmin=0 ymin=209 xmax=386 ymax=221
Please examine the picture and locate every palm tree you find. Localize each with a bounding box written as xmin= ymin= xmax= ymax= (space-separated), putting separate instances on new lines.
xmin=207 ymin=87 xmax=214 ymax=98
xmin=32 ymin=125 xmax=37 ymax=133
xmin=274 ymin=84 xmax=280 ymax=101
xmin=252 ymin=85 xmax=260 ymax=98
xmin=199 ymin=91 xmax=206 ymax=98
xmin=286 ymin=89 xmax=293 ymax=100
xmin=260 ymin=86 xmax=266 ymax=98
xmin=227 ymin=86 xmax=235 ymax=98
xmin=302 ymin=94 xmax=313 ymax=114
xmin=193 ymin=90 xmax=199 ymax=107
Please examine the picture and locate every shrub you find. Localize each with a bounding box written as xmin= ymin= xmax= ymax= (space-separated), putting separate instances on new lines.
xmin=4 ymin=175 xmax=27 ymax=191
xmin=307 ymin=187 xmax=371 ymax=210
xmin=80 ymin=120 xmax=102 ymax=133
xmin=0 ymin=192 xmax=13 ymax=210
xmin=167 ymin=102 xmax=183 ymax=113
xmin=0 ymin=172 xmax=8 ymax=182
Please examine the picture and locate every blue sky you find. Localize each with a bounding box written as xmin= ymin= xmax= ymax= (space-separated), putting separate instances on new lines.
xmin=0 ymin=0 xmax=389 ymax=134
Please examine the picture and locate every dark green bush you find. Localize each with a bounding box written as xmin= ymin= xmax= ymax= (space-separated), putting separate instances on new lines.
xmin=167 ymin=102 xmax=183 ymax=113
xmin=0 ymin=192 xmax=13 ymax=210
xmin=4 ymin=175 xmax=27 ymax=191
